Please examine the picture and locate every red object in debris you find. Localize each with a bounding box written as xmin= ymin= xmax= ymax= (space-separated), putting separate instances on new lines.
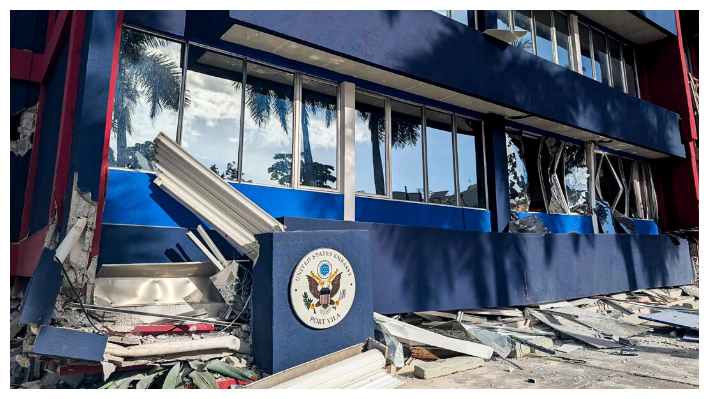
xmin=130 ymin=324 xmax=215 ymax=335
xmin=217 ymin=378 xmax=237 ymax=389
xmin=59 ymin=364 xmax=151 ymax=376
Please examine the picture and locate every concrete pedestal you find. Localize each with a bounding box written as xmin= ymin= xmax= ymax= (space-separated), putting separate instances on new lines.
xmin=252 ymin=230 xmax=373 ymax=374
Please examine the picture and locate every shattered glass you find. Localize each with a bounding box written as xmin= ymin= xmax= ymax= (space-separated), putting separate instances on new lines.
xmin=506 ymin=133 xmax=530 ymax=212
xmin=595 ymin=153 xmax=623 ymax=212
xmin=612 ymin=209 xmax=636 ymax=234
xmin=595 ymin=199 xmax=616 ymax=234
xmin=564 ymin=144 xmax=591 ymax=215
xmin=506 ymin=213 xmax=550 ymax=234
xmin=373 ymin=319 xmax=405 ymax=367
xmin=643 ymin=163 xmax=659 ymax=220
xmin=541 ymin=137 xmax=570 ymax=214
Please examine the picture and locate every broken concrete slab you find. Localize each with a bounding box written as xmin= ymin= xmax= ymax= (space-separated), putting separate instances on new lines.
xmin=413 ymin=356 xmax=484 ymax=380
xmin=682 ymin=301 xmax=699 ymax=309
xmin=509 ymin=337 xmax=554 ymax=358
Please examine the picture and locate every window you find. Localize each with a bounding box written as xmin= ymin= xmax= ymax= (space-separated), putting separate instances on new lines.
xmin=496 ymin=10 xmax=511 ymax=30
xmin=506 ymin=131 xmax=591 ymax=215
xmin=608 ymin=38 xmax=624 ymax=91
xmin=513 ymin=11 xmax=534 ymax=54
xmin=391 ymin=100 xmax=424 ymax=202
xmin=533 ymin=10 xmax=554 ymax=63
xmin=354 ymin=92 xmax=387 ymax=195
xmin=182 ymin=48 xmax=243 ymax=181
xmin=110 ymin=27 xmax=184 ymax=171
xmin=578 ymin=24 xmax=594 ymax=79
xmin=300 ymin=77 xmax=338 ymax=189
xmin=456 ymin=116 xmax=483 ymax=208
xmin=591 ymin=29 xmax=610 ymax=85
xmin=553 ymin=12 xmax=571 ymax=68
xmin=354 ymin=90 xmax=485 ymax=209
xmin=433 ymin=10 xmax=469 ymax=26
xmin=425 ymin=109 xmax=455 ymax=205
xmin=622 ymin=45 xmax=638 ymax=98
xmin=594 ymin=152 xmax=657 ymax=220
xmin=241 ymin=63 xmax=294 ymax=187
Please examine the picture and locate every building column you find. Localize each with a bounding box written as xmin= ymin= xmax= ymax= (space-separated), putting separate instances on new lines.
xmin=482 ymin=113 xmax=509 ymax=232
xmin=340 ymin=82 xmax=356 ymax=221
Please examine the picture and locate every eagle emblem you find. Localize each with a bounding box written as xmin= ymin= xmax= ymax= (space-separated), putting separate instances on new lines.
xmin=304 ymin=261 xmax=342 ymax=313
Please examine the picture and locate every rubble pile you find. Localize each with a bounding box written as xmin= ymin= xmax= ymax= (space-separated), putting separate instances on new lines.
xmin=371 ymin=286 xmax=699 ymax=381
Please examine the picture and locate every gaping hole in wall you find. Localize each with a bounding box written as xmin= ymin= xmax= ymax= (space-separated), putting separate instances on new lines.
xmin=110 ymin=27 xmax=183 ymax=171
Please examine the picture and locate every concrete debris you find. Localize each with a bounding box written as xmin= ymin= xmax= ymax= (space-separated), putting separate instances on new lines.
xmin=505 ymin=213 xmax=551 ymax=234
xmin=11 ymin=104 xmax=37 ymax=156
xmin=413 ymin=356 xmax=483 ymax=380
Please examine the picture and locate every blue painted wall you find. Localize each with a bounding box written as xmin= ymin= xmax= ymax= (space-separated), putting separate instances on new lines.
xmin=280 ymin=216 xmax=695 ymax=314
xmin=28 ymin=41 xmax=69 ymax=236
xmin=632 ymin=219 xmax=660 ymax=235
xmin=226 ymin=10 xmax=683 ymax=158
xmin=515 ymin=212 xmax=594 ymax=234
xmin=10 ymin=10 xmax=48 ymax=53
xmin=253 ymin=230 xmax=373 ymax=374
xmin=103 ymin=169 xmax=344 ymax=228
xmin=123 ymin=10 xmax=186 ymax=37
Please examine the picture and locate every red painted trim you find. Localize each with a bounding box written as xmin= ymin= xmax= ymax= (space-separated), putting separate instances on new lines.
xmin=47 ymin=10 xmax=57 ymax=44
xmin=10 ymin=243 xmax=20 ymax=276
xmin=49 ymin=11 xmax=86 ymax=224
xmin=89 ymin=10 xmax=124 ymax=263
xmin=59 ymin=364 xmax=151 ymax=377
xmin=10 ymin=49 xmax=45 ymax=83
xmin=40 ymin=10 xmax=71 ymax=84
xmin=15 ymin=225 xmax=49 ymax=277
xmin=19 ymin=83 xmax=47 ymax=240
xmin=131 ymin=324 xmax=216 ymax=335
xmin=674 ymin=10 xmax=698 ymax=142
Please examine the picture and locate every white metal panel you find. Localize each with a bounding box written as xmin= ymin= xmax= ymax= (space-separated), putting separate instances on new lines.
xmin=152 ymin=133 xmax=285 ymax=262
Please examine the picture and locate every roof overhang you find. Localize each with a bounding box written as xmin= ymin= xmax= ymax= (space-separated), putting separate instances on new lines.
xmin=576 ymin=10 xmax=675 ymax=44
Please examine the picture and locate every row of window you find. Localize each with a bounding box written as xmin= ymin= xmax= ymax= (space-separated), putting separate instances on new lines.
xmin=354 ymin=92 xmax=485 ymax=208
xmin=506 ymin=131 xmax=657 ymax=220
xmin=109 ymin=27 xmax=486 ymax=209
xmin=495 ymin=10 xmax=639 ymax=97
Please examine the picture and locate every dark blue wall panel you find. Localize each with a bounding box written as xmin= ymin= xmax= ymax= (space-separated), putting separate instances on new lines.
xmin=463 ymin=207 xmax=492 ymax=232
xmin=226 ymin=10 xmax=683 ymax=157
xmin=123 ymin=10 xmax=186 ymax=37
xmin=252 ymin=230 xmax=373 ymax=374
xmin=515 ymin=212 xmax=594 ymax=234
xmin=355 ymin=196 xmax=462 ymax=230
xmin=28 ymin=42 xmax=69 ymax=236
xmin=280 ymin=216 xmax=694 ymax=314
xmin=33 ymin=326 xmax=107 ymax=362
xmin=97 ymin=223 xmax=243 ymax=268
xmin=103 ymin=169 xmax=344 ymax=228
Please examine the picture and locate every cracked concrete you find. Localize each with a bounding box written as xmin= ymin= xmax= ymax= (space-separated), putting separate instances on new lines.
xmin=11 ymin=104 xmax=37 ymax=157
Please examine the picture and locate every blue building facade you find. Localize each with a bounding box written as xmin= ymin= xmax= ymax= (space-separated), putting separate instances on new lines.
xmin=10 ymin=10 xmax=697 ymax=311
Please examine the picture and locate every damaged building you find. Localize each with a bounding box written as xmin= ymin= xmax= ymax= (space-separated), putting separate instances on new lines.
xmin=9 ymin=10 xmax=698 ymax=388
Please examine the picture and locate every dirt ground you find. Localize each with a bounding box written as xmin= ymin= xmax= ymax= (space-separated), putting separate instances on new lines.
xmin=397 ymin=331 xmax=699 ymax=389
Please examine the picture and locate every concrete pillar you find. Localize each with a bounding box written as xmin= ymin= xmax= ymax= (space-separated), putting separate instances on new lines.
xmin=340 ymin=82 xmax=356 ymax=221
xmin=482 ymin=113 xmax=509 ymax=232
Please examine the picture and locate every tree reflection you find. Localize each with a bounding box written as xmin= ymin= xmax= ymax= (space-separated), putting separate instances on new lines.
xmin=112 ymin=29 xmax=187 ymax=168
xmin=267 ymin=153 xmax=336 ymax=188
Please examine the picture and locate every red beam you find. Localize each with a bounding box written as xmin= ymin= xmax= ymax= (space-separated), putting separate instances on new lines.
xmin=89 ymin=10 xmax=124 ymax=263
xmin=15 ymin=225 xmax=49 ymax=277
xmin=10 ymin=49 xmax=44 ymax=83
xmin=49 ymin=10 xmax=86 ymax=223
xmin=18 ymin=83 xmax=47 ymax=240
xmin=130 ymin=324 xmax=216 ymax=335
xmin=674 ymin=10 xmax=698 ymax=142
xmin=40 ymin=10 xmax=71 ymax=84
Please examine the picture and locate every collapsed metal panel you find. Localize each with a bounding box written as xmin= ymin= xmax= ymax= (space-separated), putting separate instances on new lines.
xmin=151 ymin=132 xmax=286 ymax=262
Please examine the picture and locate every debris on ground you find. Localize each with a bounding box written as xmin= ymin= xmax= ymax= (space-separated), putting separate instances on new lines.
xmin=370 ymin=285 xmax=700 ymax=383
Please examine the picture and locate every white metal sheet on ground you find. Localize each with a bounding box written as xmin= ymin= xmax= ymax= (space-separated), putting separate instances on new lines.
xmin=339 ymin=369 xmax=404 ymax=389
xmin=152 ymin=133 xmax=285 ymax=262
xmin=271 ymin=350 xmax=385 ymax=389
xmin=639 ymin=310 xmax=699 ymax=330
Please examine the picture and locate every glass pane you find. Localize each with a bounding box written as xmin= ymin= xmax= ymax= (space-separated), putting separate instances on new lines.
xmin=513 ymin=11 xmax=534 ymax=53
xmin=425 ymin=110 xmax=455 ymax=205
xmin=553 ymin=12 xmax=571 ymax=68
xmin=354 ymin=92 xmax=386 ymax=195
xmin=623 ymin=45 xmax=638 ymax=97
xmin=241 ymin=63 xmax=294 ymax=187
xmin=533 ymin=10 xmax=554 ymax=63
xmin=456 ymin=116 xmax=482 ymax=208
xmin=578 ymin=24 xmax=594 ymax=79
xmin=496 ymin=10 xmax=511 ymax=30
xmin=451 ymin=10 xmax=468 ymax=25
xmin=300 ymin=78 xmax=338 ymax=189
xmin=506 ymin=132 xmax=530 ymax=212
xmin=564 ymin=144 xmax=590 ymax=215
xmin=182 ymin=48 xmax=243 ymax=181
xmin=540 ymin=137 xmax=569 ymax=214
xmin=592 ymin=30 xmax=610 ymax=85
xmin=433 ymin=10 xmax=447 ymax=17
xmin=608 ymin=38 xmax=624 ymax=91
xmin=110 ymin=27 xmax=183 ymax=171
xmin=391 ymin=100 xmax=424 ymax=202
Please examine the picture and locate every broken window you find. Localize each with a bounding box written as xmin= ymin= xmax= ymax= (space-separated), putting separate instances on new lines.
xmin=594 ymin=152 xmax=658 ymax=220
xmin=506 ymin=132 xmax=530 ymax=212
xmin=539 ymin=137 xmax=569 ymax=214
xmin=110 ymin=27 xmax=184 ymax=171
xmin=563 ymin=144 xmax=591 ymax=215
